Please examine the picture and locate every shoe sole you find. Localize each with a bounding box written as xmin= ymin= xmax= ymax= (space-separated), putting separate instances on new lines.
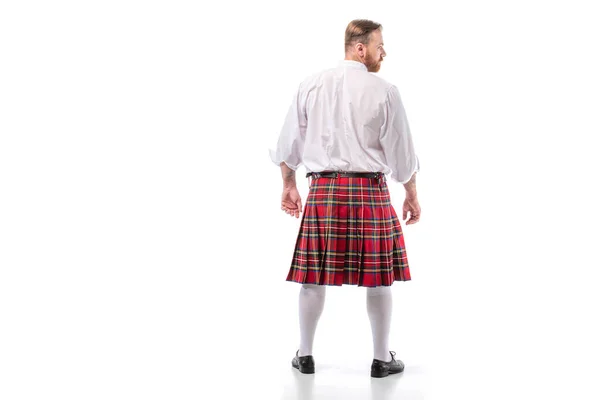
xmin=292 ymin=364 xmax=315 ymax=374
xmin=371 ymin=368 xmax=404 ymax=378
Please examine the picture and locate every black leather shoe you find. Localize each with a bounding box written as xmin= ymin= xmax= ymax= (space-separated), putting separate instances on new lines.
xmin=292 ymin=350 xmax=315 ymax=374
xmin=371 ymin=351 xmax=404 ymax=378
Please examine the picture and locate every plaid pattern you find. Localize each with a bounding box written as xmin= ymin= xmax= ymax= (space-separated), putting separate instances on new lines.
xmin=286 ymin=174 xmax=411 ymax=287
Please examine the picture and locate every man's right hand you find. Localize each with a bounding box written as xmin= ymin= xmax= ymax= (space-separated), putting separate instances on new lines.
xmin=402 ymin=196 xmax=421 ymax=225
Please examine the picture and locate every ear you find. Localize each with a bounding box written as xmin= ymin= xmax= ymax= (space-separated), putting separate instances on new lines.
xmin=355 ymin=43 xmax=365 ymax=57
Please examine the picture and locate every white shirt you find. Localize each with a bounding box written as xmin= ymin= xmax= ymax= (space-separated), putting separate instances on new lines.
xmin=269 ymin=60 xmax=420 ymax=184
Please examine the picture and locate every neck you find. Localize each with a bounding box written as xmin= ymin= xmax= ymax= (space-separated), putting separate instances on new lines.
xmin=344 ymin=53 xmax=364 ymax=64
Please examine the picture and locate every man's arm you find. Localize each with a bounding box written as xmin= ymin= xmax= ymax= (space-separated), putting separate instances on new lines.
xmin=382 ymin=86 xmax=420 ymax=224
xmin=280 ymin=162 xmax=297 ymax=189
xmin=403 ymin=172 xmax=417 ymax=199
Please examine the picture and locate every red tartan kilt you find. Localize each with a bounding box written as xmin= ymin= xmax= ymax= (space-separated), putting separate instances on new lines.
xmin=286 ymin=174 xmax=411 ymax=287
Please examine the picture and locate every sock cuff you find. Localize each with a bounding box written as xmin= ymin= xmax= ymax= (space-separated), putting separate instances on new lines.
xmin=366 ymin=286 xmax=392 ymax=296
xmin=301 ymin=284 xmax=326 ymax=296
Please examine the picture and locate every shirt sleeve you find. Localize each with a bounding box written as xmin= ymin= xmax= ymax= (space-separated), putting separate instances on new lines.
xmin=268 ymin=83 xmax=308 ymax=171
xmin=380 ymin=85 xmax=420 ymax=184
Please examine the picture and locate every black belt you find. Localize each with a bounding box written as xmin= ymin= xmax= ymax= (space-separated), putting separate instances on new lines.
xmin=306 ymin=171 xmax=383 ymax=179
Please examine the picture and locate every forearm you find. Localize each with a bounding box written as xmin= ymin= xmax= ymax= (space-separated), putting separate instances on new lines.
xmin=280 ymin=162 xmax=297 ymax=188
xmin=403 ymin=173 xmax=417 ymax=199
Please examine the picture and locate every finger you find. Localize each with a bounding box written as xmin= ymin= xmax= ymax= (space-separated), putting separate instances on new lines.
xmin=407 ymin=214 xmax=420 ymax=224
xmin=403 ymin=209 xmax=407 ymax=220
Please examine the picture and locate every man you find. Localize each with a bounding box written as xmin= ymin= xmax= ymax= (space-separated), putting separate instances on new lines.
xmin=269 ymin=19 xmax=421 ymax=378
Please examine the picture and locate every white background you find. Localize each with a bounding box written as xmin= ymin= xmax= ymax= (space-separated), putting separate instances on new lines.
xmin=1 ymin=0 xmax=599 ymax=399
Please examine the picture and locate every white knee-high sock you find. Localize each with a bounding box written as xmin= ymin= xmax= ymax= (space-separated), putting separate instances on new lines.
xmin=367 ymin=286 xmax=393 ymax=362
xmin=298 ymin=284 xmax=326 ymax=356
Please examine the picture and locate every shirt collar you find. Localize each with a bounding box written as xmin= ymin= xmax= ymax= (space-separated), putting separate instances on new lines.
xmin=339 ymin=60 xmax=368 ymax=71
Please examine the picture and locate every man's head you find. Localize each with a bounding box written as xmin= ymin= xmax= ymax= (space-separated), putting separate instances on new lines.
xmin=344 ymin=19 xmax=386 ymax=73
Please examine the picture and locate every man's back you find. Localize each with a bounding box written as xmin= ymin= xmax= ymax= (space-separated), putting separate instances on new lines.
xmin=271 ymin=59 xmax=418 ymax=184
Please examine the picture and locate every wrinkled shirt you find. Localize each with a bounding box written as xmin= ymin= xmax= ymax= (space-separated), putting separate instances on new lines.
xmin=269 ymin=60 xmax=420 ymax=184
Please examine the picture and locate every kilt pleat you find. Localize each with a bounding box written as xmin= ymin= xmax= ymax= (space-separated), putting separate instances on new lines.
xmin=285 ymin=175 xmax=411 ymax=287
